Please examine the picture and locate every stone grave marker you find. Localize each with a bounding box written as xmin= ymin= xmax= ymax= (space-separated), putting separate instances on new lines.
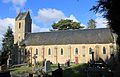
xmin=0 ymin=66 xmax=1 ymax=71
xmin=43 ymin=60 xmax=51 ymax=73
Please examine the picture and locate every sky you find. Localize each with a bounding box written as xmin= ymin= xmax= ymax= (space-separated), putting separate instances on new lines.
xmin=0 ymin=0 xmax=108 ymax=49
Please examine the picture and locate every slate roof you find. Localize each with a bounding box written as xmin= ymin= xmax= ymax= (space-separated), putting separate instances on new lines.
xmin=15 ymin=11 xmax=28 ymax=20
xmin=21 ymin=28 xmax=114 ymax=46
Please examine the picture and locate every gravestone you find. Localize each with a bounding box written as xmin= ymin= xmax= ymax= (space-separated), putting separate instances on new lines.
xmin=7 ymin=55 xmax=11 ymax=68
xmin=0 ymin=66 xmax=2 ymax=71
xmin=91 ymin=52 xmax=95 ymax=64
xmin=43 ymin=60 xmax=51 ymax=73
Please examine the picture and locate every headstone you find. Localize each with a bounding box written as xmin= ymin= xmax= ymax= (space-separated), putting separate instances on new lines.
xmin=43 ymin=60 xmax=51 ymax=73
xmin=0 ymin=66 xmax=1 ymax=71
xmin=91 ymin=52 xmax=94 ymax=63
xmin=42 ymin=59 xmax=46 ymax=67
xmin=67 ymin=60 xmax=70 ymax=67
xmin=7 ymin=56 xmax=10 ymax=68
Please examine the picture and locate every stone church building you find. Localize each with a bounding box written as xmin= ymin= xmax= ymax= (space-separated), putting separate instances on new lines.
xmin=14 ymin=11 xmax=117 ymax=64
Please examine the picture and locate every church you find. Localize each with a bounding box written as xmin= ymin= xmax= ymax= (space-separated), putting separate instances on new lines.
xmin=14 ymin=11 xmax=117 ymax=65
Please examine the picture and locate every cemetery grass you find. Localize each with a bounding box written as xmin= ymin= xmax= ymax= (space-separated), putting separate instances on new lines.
xmin=9 ymin=66 xmax=32 ymax=74
xmin=63 ymin=63 xmax=87 ymax=77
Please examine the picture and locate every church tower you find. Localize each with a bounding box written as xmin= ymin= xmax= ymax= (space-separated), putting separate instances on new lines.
xmin=14 ymin=11 xmax=32 ymax=44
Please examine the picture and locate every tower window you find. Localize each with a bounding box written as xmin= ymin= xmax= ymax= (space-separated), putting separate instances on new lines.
xmin=19 ymin=22 xmax=21 ymax=29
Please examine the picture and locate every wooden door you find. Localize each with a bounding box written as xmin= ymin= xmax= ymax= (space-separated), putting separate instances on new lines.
xmin=75 ymin=57 xmax=78 ymax=64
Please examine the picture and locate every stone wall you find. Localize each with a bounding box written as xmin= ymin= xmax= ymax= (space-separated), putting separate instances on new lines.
xmin=24 ymin=43 xmax=116 ymax=64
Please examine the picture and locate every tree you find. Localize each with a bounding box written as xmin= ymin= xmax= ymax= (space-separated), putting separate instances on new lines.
xmin=90 ymin=0 xmax=120 ymax=60
xmin=87 ymin=19 xmax=96 ymax=29
xmin=52 ymin=19 xmax=84 ymax=30
xmin=1 ymin=26 xmax=14 ymax=64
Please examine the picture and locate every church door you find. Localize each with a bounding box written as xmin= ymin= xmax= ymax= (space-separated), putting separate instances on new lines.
xmin=75 ymin=57 xmax=78 ymax=64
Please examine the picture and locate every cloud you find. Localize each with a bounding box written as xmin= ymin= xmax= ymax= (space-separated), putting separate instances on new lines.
xmin=35 ymin=8 xmax=79 ymax=24
xmin=2 ymin=0 xmax=27 ymax=13
xmin=0 ymin=17 xmax=50 ymax=49
xmin=0 ymin=18 xmax=15 ymax=33
xmin=81 ymin=24 xmax=87 ymax=29
xmin=32 ymin=23 xmax=49 ymax=32
xmin=65 ymin=15 xmax=79 ymax=22
xmin=95 ymin=13 xmax=108 ymax=28
xmin=0 ymin=18 xmax=15 ymax=49
xmin=2 ymin=0 xmax=27 ymax=7
xmin=35 ymin=8 xmax=65 ymax=23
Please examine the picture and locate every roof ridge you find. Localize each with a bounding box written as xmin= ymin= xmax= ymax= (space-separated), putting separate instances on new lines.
xmin=30 ymin=28 xmax=109 ymax=34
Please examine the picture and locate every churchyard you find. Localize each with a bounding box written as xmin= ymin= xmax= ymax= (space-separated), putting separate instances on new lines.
xmin=8 ymin=62 xmax=113 ymax=77
xmin=1 ymin=51 xmax=115 ymax=77
xmin=8 ymin=62 xmax=87 ymax=77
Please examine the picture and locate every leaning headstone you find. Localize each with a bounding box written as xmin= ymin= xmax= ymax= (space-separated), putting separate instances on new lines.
xmin=43 ymin=60 xmax=51 ymax=73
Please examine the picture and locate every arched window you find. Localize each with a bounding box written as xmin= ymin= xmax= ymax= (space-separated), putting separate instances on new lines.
xmin=89 ymin=48 xmax=92 ymax=54
xmin=103 ymin=47 xmax=106 ymax=54
xmin=75 ymin=48 xmax=78 ymax=55
xmin=61 ymin=48 xmax=63 ymax=55
xmin=36 ymin=49 xmax=38 ymax=55
xmin=48 ymin=48 xmax=51 ymax=55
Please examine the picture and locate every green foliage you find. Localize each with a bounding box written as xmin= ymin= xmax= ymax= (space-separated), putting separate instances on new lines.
xmin=90 ymin=0 xmax=120 ymax=34
xmin=91 ymin=0 xmax=120 ymax=60
xmin=2 ymin=26 xmax=14 ymax=59
xmin=87 ymin=19 xmax=96 ymax=29
xmin=63 ymin=64 xmax=87 ymax=77
xmin=28 ymin=63 xmax=32 ymax=67
xmin=52 ymin=19 xmax=84 ymax=30
xmin=36 ymin=61 xmax=43 ymax=67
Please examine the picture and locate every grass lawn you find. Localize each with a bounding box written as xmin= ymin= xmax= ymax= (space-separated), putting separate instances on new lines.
xmin=63 ymin=63 xmax=87 ymax=77
xmin=9 ymin=66 xmax=32 ymax=74
xmin=9 ymin=63 xmax=88 ymax=77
